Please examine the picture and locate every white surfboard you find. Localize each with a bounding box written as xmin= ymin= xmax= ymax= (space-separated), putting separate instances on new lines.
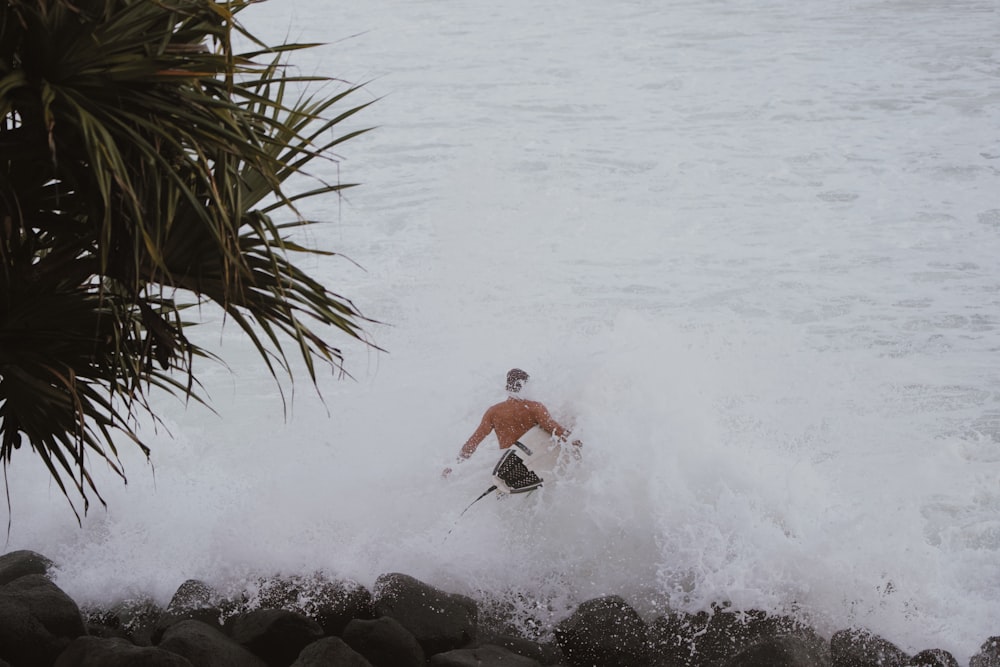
xmin=449 ymin=426 xmax=579 ymax=531
xmin=491 ymin=426 xmax=567 ymax=494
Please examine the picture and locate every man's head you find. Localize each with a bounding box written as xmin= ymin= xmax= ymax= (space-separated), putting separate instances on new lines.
xmin=506 ymin=368 xmax=529 ymax=393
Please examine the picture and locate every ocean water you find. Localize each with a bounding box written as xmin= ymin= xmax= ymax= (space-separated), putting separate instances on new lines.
xmin=4 ymin=0 xmax=1000 ymax=662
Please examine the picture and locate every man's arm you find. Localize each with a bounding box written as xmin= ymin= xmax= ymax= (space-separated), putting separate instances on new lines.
xmin=458 ymin=413 xmax=493 ymax=460
xmin=533 ymin=403 xmax=582 ymax=447
xmin=442 ymin=411 xmax=493 ymax=477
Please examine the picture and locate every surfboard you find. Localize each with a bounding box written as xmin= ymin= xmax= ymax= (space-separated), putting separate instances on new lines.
xmin=491 ymin=425 xmax=565 ymax=495
xmin=449 ymin=426 xmax=578 ymax=533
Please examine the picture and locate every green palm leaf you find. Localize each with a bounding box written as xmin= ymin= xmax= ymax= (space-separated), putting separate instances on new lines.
xmin=1 ymin=0 xmax=377 ymax=520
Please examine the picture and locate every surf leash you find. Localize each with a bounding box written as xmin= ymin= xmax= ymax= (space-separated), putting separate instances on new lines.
xmin=460 ymin=485 xmax=498 ymax=516
xmin=445 ymin=484 xmax=498 ymax=538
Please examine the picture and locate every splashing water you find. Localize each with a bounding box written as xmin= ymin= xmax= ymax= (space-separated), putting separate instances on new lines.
xmin=4 ymin=0 xmax=999 ymax=662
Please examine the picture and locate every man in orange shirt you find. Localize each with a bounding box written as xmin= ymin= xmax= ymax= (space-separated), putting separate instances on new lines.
xmin=443 ymin=369 xmax=580 ymax=477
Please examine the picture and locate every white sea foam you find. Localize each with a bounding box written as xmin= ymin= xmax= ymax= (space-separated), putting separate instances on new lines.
xmin=4 ymin=0 xmax=1000 ymax=662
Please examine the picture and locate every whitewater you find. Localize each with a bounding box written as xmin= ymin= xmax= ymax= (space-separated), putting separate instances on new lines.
xmin=4 ymin=0 xmax=999 ymax=662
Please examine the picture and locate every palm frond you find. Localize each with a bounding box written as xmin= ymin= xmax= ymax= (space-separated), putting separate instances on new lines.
xmin=1 ymin=0 xmax=377 ymax=518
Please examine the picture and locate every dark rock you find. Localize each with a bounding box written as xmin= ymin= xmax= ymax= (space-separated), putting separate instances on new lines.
xmin=158 ymin=619 xmax=267 ymax=667
xmin=723 ymin=635 xmax=831 ymax=667
xmin=0 ymin=594 xmax=63 ymax=667
xmin=429 ymin=644 xmax=542 ymax=667
xmin=554 ymin=595 xmax=648 ymax=667
xmin=229 ymin=607 xmax=324 ymax=667
xmin=971 ymin=638 xmax=1000 ymax=667
xmin=0 ymin=550 xmax=54 ymax=585
xmin=0 ymin=573 xmax=86 ymax=666
xmin=255 ymin=573 xmax=375 ymax=635
xmin=290 ymin=637 xmax=373 ymax=667
xmin=53 ymin=636 xmax=194 ymax=667
xmin=84 ymin=619 xmax=130 ymax=640
xmin=484 ymin=634 xmax=563 ymax=665
xmin=909 ymin=649 xmax=959 ymax=667
xmin=82 ymin=601 xmax=156 ymax=643
xmin=373 ymin=572 xmax=477 ymax=655
xmin=342 ymin=616 xmax=425 ymax=667
xmin=2 ymin=574 xmax=86 ymax=638
xmin=831 ymin=628 xmax=909 ymax=667
xmin=152 ymin=580 xmax=224 ymax=643
xmin=168 ymin=580 xmax=216 ymax=611
xmin=649 ymin=607 xmax=825 ymax=667
xmin=649 ymin=609 xmax=713 ymax=666
xmin=106 ymin=597 xmax=163 ymax=646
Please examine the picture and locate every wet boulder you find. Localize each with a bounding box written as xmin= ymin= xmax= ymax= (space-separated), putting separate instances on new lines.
xmin=290 ymin=637 xmax=373 ymax=667
xmin=342 ymin=616 xmax=425 ymax=667
xmin=429 ymin=644 xmax=542 ymax=667
xmin=483 ymin=634 xmax=563 ymax=665
xmin=554 ymin=595 xmax=648 ymax=667
xmin=722 ymin=634 xmax=831 ymax=667
xmin=0 ymin=550 xmax=54 ymax=585
xmin=909 ymin=648 xmax=959 ymax=667
xmin=831 ymin=628 xmax=909 ymax=667
xmin=255 ymin=573 xmax=374 ymax=635
xmin=649 ymin=607 xmax=825 ymax=667
xmin=372 ymin=573 xmax=477 ymax=655
xmin=0 ymin=574 xmax=86 ymax=666
xmin=100 ymin=596 xmax=164 ymax=646
xmin=157 ymin=619 xmax=267 ymax=667
xmin=53 ymin=636 xmax=193 ymax=667
xmin=152 ymin=580 xmax=224 ymax=642
xmin=229 ymin=607 xmax=324 ymax=667
xmin=970 ymin=637 xmax=1000 ymax=667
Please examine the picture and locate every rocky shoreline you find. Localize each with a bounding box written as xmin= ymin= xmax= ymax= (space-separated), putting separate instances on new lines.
xmin=0 ymin=549 xmax=996 ymax=666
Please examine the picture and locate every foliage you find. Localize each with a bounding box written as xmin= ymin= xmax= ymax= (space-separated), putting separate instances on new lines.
xmin=0 ymin=0 xmax=374 ymax=519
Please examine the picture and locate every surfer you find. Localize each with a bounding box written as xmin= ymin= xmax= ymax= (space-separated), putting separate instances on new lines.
xmin=442 ymin=368 xmax=581 ymax=478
